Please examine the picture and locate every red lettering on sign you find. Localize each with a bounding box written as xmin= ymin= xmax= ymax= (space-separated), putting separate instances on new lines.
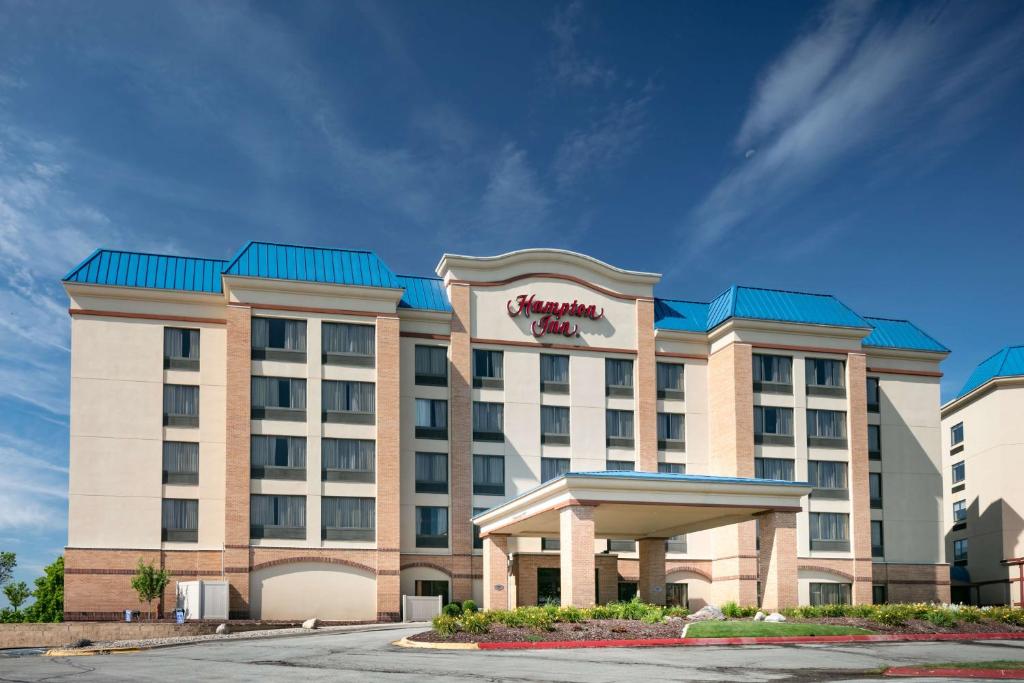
xmin=506 ymin=293 xmax=604 ymax=339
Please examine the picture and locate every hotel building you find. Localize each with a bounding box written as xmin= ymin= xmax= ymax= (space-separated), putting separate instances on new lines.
xmin=941 ymin=346 xmax=1024 ymax=606
xmin=62 ymin=243 xmax=950 ymax=620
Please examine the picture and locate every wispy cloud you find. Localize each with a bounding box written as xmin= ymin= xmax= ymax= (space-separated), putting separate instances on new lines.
xmin=553 ymin=95 xmax=651 ymax=188
xmin=548 ymin=0 xmax=616 ymax=88
xmin=688 ymin=1 xmax=1024 ymax=249
xmin=478 ymin=143 xmax=551 ymax=239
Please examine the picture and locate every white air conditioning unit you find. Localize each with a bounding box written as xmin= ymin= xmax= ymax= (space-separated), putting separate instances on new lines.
xmin=176 ymin=580 xmax=230 ymax=621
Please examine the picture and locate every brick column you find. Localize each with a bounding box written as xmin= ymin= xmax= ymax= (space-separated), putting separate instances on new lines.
xmin=636 ymin=298 xmax=658 ymax=473
xmin=224 ymin=304 xmax=252 ymax=618
xmin=638 ymin=538 xmax=667 ymax=605
xmin=758 ymin=511 xmax=798 ymax=610
xmin=847 ymin=352 xmax=874 ymax=605
xmin=376 ymin=315 xmax=402 ymax=620
xmin=559 ymin=505 xmax=596 ymax=607
xmin=482 ymin=535 xmax=510 ymax=611
xmin=448 ymin=283 xmax=474 ymax=602
xmin=708 ymin=342 xmax=758 ymax=606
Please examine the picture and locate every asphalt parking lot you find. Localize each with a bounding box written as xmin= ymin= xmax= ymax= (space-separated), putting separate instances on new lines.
xmin=2 ymin=624 xmax=1024 ymax=682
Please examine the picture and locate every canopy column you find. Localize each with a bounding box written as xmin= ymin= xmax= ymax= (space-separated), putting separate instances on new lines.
xmin=559 ymin=505 xmax=596 ymax=607
xmin=482 ymin=534 xmax=510 ymax=611
xmin=638 ymin=538 xmax=667 ymax=605
xmin=758 ymin=510 xmax=798 ymax=610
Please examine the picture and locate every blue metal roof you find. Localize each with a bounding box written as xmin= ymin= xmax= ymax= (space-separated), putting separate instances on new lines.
xmin=862 ymin=317 xmax=948 ymax=353
xmin=62 ymin=249 xmax=227 ymax=293
xmin=653 ymin=298 xmax=709 ymax=333
xmin=223 ymin=241 xmax=401 ymax=289
xmin=706 ymin=285 xmax=869 ymax=330
xmin=396 ymin=275 xmax=451 ymax=312
xmin=563 ymin=470 xmax=812 ymax=487
xmin=957 ymin=346 xmax=1024 ymax=398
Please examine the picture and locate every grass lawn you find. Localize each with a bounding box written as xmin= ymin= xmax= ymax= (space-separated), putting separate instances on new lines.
xmin=911 ymin=661 xmax=1024 ymax=670
xmin=685 ymin=621 xmax=875 ymax=638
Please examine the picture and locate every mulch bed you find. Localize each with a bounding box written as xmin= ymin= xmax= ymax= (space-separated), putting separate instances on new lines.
xmin=800 ymin=617 xmax=1024 ymax=635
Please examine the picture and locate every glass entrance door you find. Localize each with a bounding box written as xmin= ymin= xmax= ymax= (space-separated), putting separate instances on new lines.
xmin=537 ymin=568 xmax=561 ymax=605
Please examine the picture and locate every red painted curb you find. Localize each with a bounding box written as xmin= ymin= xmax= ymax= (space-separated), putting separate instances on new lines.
xmin=475 ymin=632 xmax=1024 ymax=651
xmin=886 ymin=667 xmax=1024 ymax=679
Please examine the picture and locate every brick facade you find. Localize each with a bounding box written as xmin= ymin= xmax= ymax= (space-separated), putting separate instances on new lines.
xmin=637 ymin=538 xmax=667 ymax=605
xmin=224 ymin=304 xmax=252 ymax=618
xmin=375 ymin=315 xmax=402 ymax=620
xmin=635 ymin=297 xmax=658 ymax=473
xmin=758 ymin=511 xmax=798 ymax=610
xmin=559 ymin=505 xmax=597 ymax=607
xmin=482 ymin=535 xmax=510 ymax=611
xmin=447 ymin=283 xmax=475 ymax=603
xmin=846 ymin=352 xmax=875 ymax=605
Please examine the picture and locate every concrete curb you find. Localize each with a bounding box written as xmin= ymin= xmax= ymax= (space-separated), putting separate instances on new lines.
xmin=45 ymin=648 xmax=142 ymax=657
xmin=393 ymin=637 xmax=480 ymax=650
xmin=886 ymin=666 xmax=1024 ymax=679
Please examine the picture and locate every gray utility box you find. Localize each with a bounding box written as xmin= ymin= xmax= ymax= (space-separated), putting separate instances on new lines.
xmin=175 ymin=580 xmax=229 ymax=621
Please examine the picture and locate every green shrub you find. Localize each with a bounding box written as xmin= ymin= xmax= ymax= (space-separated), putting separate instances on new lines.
xmin=557 ymin=606 xmax=585 ymax=623
xmin=616 ymin=597 xmax=648 ymax=620
xmin=664 ymin=606 xmax=689 ymax=618
xmin=819 ymin=603 xmax=850 ymax=618
xmin=640 ymin=606 xmax=665 ymax=624
xmin=956 ymin=605 xmax=983 ymax=623
xmin=489 ymin=609 xmax=526 ymax=628
xmin=873 ymin=604 xmax=911 ymax=627
xmin=987 ymin=607 xmax=1024 ymax=627
xmin=925 ymin=608 xmax=957 ymax=628
xmin=848 ymin=604 xmax=875 ymax=618
xmin=441 ymin=602 xmax=462 ymax=617
xmin=721 ymin=601 xmax=742 ymax=618
xmin=461 ymin=599 xmax=478 ymax=613
xmin=521 ymin=608 xmax=554 ymax=631
xmin=460 ymin=611 xmax=491 ymax=635
xmin=588 ymin=604 xmax=617 ymax=620
xmin=432 ymin=614 xmax=459 ymax=636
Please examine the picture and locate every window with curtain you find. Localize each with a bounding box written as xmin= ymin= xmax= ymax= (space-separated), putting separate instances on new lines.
xmin=415 ymin=398 xmax=447 ymax=438
xmin=871 ymin=520 xmax=884 ymax=557
xmin=322 ymin=497 xmax=375 ymax=540
xmin=322 ymin=322 xmax=375 ymax=356
xmin=952 ymin=461 xmax=965 ymax=483
xmin=656 ymin=363 xmax=684 ymax=392
xmin=415 ymin=452 xmax=448 ymax=493
xmin=250 ymin=495 xmax=306 ymax=539
xmin=867 ymin=377 xmax=880 ymax=412
xmin=755 ymin=457 xmax=795 ymax=481
xmin=473 ymin=506 xmax=487 ymax=550
xmin=473 ymin=350 xmax=503 ymax=379
xmin=250 ymin=436 xmax=306 ymax=479
xmin=251 ymin=377 xmax=306 ymax=409
xmin=415 ymin=345 xmax=448 ymax=385
xmin=322 ymin=439 xmax=375 ymax=479
xmin=162 ymin=499 xmax=198 ymax=542
xmin=868 ymin=424 xmax=881 ymax=459
xmin=163 ymin=384 xmax=199 ymax=426
xmin=666 ymin=535 xmax=687 ymax=554
xmin=752 ymin=354 xmax=792 ymax=384
xmin=473 ymin=402 xmax=503 ymax=438
xmin=809 ymin=512 xmax=849 ymax=541
xmin=323 ymin=380 xmax=375 ymax=414
xmin=541 ymin=406 xmax=570 ymax=435
xmin=164 ymin=328 xmax=199 ymax=369
xmin=605 ymin=358 xmax=634 ymax=388
xmin=953 ymin=538 xmax=968 ymax=564
xmin=809 ymin=460 xmax=848 ymax=489
xmin=807 ymin=409 xmax=846 ymax=439
xmin=657 ymin=413 xmax=684 ymax=441
xmin=162 ymin=442 xmax=198 ymax=484
xmin=251 ymin=317 xmax=306 ymax=351
xmin=806 ymin=358 xmax=845 ymax=387
xmin=541 ymin=457 xmax=570 ymax=482
xmin=951 ymin=422 xmax=964 ymax=446
xmin=473 ymin=454 xmax=505 ymax=495
xmin=953 ymin=499 xmax=967 ymax=522
xmin=810 ymin=583 xmax=851 ymax=606
xmin=869 ymin=472 xmax=882 ymax=507
xmin=658 ymin=462 xmax=685 ymax=474
xmin=754 ymin=406 xmax=793 ymax=436
xmin=540 ymin=354 xmax=569 ymax=384
xmin=606 ymin=409 xmax=634 ymax=439
xmin=606 ymin=460 xmax=635 ymax=471
xmin=416 ymin=506 xmax=449 ymax=548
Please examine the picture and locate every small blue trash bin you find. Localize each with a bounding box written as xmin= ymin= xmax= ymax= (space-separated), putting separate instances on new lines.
xmin=175 ymin=609 xmax=185 ymax=624
xmin=124 ymin=609 xmax=133 ymax=623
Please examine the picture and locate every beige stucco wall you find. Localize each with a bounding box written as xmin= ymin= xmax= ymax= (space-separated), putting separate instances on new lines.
xmin=249 ymin=562 xmax=377 ymax=620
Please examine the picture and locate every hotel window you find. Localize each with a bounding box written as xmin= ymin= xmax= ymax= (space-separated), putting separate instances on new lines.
xmin=250 ymin=435 xmax=306 ymax=480
xmin=162 ymin=442 xmax=198 ymax=485
xmin=322 ymin=322 xmax=375 ymax=367
xmin=810 ymin=583 xmax=851 ymax=606
xmin=473 ymin=350 xmax=504 ymax=388
xmin=753 ymin=406 xmax=794 ymax=445
xmin=752 ymin=354 xmax=792 ymax=393
xmin=867 ymin=377 xmax=880 ymax=413
xmin=953 ymin=538 xmax=968 ymax=566
xmin=416 ymin=506 xmax=449 ymax=548
xmin=251 ymin=377 xmax=306 ymax=421
xmin=415 ymin=580 xmax=449 ymax=604
xmin=871 ymin=520 xmax=884 ymax=558
xmin=415 ymin=398 xmax=448 ymax=439
xmin=541 ymin=537 xmax=560 ymax=551
xmin=163 ymin=328 xmax=199 ymax=370
xmin=873 ymin=585 xmax=888 ymax=604
xmin=163 ymin=384 xmax=199 ymax=427
xmin=807 ymin=409 xmax=847 ymax=447
xmin=658 ymin=462 xmax=685 ymax=474
xmin=868 ymin=424 xmax=881 ymax=461
xmin=952 ymin=498 xmax=967 ymax=524
xmin=473 ymin=402 xmax=504 ymax=442
xmin=541 ymin=457 xmax=570 ymax=482
xmin=656 ymin=363 xmax=684 ymax=399
xmin=250 ymin=494 xmax=306 ymax=540
xmin=606 ymin=460 xmax=635 ymax=471
xmin=666 ymin=535 xmax=687 ymax=554
xmin=657 ymin=412 xmax=685 ymax=451
xmin=322 ymin=380 xmax=375 ymax=423
xmin=809 ymin=460 xmax=849 ymax=499
xmin=809 ymin=512 xmax=850 ymax=551
xmin=541 ymin=406 xmax=570 ymax=445
xmin=161 ymin=498 xmax=198 ymax=542
xmin=952 ymin=460 xmax=965 ymax=485
xmin=666 ymin=582 xmax=688 ymax=607
xmin=321 ymin=496 xmax=375 ymax=541
xmin=322 ymin=439 xmax=375 ymax=483
xmin=806 ymin=358 xmax=845 ymax=396
xmin=869 ymin=472 xmax=883 ymax=508
xmin=251 ymin=317 xmax=306 ymax=361
xmin=606 ymin=409 xmax=635 ymax=447
xmin=610 ymin=540 xmax=637 ymax=553
xmin=950 ymin=422 xmax=964 ymax=449
xmin=415 ymin=345 xmax=448 ymax=386
xmin=473 ymin=454 xmax=505 ymax=496
xmin=755 ymin=457 xmax=795 ymax=481
xmin=415 ymin=452 xmax=448 ymax=494
xmin=605 ymin=358 xmax=634 ymax=397
xmin=473 ymin=507 xmax=487 ymax=550
xmin=540 ymin=354 xmax=569 ymax=393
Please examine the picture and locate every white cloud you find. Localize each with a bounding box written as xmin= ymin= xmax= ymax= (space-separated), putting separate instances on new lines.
xmin=478 ymin=144 xmax=551 ymax=237
xmin=548 ymin=0 xmax=616 ymax=88
xmin=554 ymin=95 xmax=650 ymax=188
xmin=0 ymin=492 xmax=63 ymax=531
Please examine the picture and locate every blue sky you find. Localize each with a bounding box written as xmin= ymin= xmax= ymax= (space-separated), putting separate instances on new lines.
xmin=0 ymin=0 xmax=1021 ymax=597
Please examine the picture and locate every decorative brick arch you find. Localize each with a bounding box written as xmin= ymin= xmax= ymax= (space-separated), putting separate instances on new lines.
xmin=250 ymin=556 xmax=376 ymax=575
xmin=400 ymin=561 xmax=454 ymax=578
xmin=666 ymin=566 xmax=713 ymax=582
xmin=798 ymin=564 xmax=855 ymax=582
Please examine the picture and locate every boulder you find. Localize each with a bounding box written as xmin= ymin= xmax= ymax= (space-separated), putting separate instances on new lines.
xmin=215 ymin=623 xmax=230 ymax=635
xmin=685 ymin=605 xmax=725 ymax=621
xmin=764 ymin=612 xmax=786 ymax=623
xmin=753 ymin=611 xmax=766 ymax=621
xmin=302 ymin=617 xmax=320 ymax=630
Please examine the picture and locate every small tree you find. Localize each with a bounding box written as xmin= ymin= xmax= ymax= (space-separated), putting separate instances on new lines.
xmin=24 ymin=556 xmax=64 ymax=623
xmin=130 ymin=560 xmax=169 ymax=621
xmin=0 ymin=551 xmax=15 ymax=586
xmin=3 ymin=581 xmax=30 ymax=617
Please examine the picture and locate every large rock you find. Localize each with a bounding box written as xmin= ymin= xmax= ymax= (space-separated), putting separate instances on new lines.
xmin=753 ymin=611 xmax=766 ymax=621
xmin=685 ymin=605 xmax=725 ymax=621
xmin=215 ymin=623 xmax=230 ymax=635
xmin=764 ymin=612 xmax=786 ymax=623
xmin=302 ymin=618 xmax=320 ymax=630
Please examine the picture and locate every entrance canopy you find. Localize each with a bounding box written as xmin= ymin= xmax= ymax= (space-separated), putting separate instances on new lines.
xmin=473 ymin=471 xmax=812 ymax=540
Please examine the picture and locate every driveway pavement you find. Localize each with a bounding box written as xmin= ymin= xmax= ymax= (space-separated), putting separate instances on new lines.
xmin=2 ymin=624 xmax=1024 ymax=682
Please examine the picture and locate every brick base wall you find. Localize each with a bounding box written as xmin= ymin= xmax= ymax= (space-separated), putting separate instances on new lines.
xmin=873 ymin=562 xmax=951 ymax=603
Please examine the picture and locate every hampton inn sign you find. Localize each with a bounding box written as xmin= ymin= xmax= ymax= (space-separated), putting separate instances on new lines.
xmin=506 ymin=293 xmax=606 ymax=338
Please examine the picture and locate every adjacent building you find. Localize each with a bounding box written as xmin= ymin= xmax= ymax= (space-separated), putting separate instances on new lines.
xmin=62 ymin=243 xmax=950 ymax=620
xmin=941 ymin=346 xmax=1024 ymax=606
